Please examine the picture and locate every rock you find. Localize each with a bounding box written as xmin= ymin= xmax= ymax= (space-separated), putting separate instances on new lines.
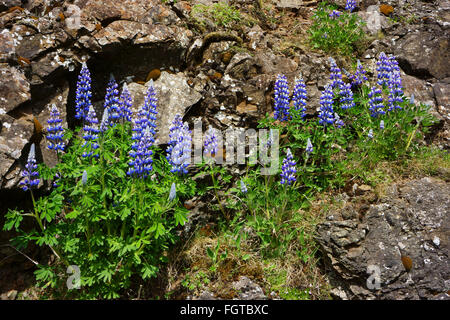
xmin=317 ymin=177 xmax=450 ymax=299
xmin=0 ymin=66 xmax=31 ymax=114
xmin=275 ymin=0 xmax=303 ymax=10
xmin=0 ymin=114 xmax=34 ymax=188
xmin=432 ymin=83 xmax=450 ymax=122
xmin=232 ymin=276 xmax=267 ymax=300
xmin=395 ymin=31 xmax=450 ymax=80
xmin=0 ymin=29 xmax=15 ymax=62
xmin=0 ymin=289 xmax=18 ymax=300
xmin=401 ymin=73 xmax=436 ymax=108
xmin=127 ymin=71 xmax=202 ymax=145
xmin=0 ymin=0 xmax=21 ymax=11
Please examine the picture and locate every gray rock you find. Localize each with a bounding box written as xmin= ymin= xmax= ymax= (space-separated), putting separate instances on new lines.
xmin=232 ymin=276 xmax=267 ymax=300
xmin=274 ymin=0 xmax=303 ymax=10
xmin=0 ymin=66 xmax=30 ymax=114
xmin=395 ymin=31 xmax=450 ymax=80
xmin=317 ymin=177 xmax=450 ymax=299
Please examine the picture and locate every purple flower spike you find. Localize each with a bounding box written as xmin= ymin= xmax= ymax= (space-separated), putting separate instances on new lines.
xmin=82 ymin=106 xmax=100 ymax=158
xmin=167 ymin=115 xmax=191 ymax=175
xmin=280 ymin=148 xmax=296 ymax=186
xmin=345 ymin=0 xmax=356 ymax=12
xmin=75 ymin=62 xmax=92 ymax=121
xmin=340 ymin=83 xmax=355 ymax=110
xmin=273 ymin=74 xmax=290 ymax=122
xmin=46 ymin=104 xmax=65 ymax=152
xmin=119 ymin=83 xmax=133 ymax=123
xmin=329 ymin=57 xmax=345 ymax=90
xmin=368 ymin=86 xmax=385 ymax=117
xmin=104 ymin=74 xmax=120 ymax=126
xmin=318 ymin=84 xmax=335 ymax=126
xmin=19 ymin=144 xmax=40 ymax=191
xmin=204 ymin=126 xmax=218 ymax=157
xmin=292 ymin=76 xmax=307 ymax=118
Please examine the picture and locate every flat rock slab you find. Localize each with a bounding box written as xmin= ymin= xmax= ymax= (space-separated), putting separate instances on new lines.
xmin=317 ymin=177 xmax=450 ymax=300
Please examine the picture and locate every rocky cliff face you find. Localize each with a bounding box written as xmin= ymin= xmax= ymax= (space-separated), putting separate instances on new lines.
xmin=0 ymin=0 xmax=448 ymax=299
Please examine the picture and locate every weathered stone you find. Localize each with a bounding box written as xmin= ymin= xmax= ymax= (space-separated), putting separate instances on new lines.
xmin=0 ymin=66 xmax=31 ymax=114
xmin=232 ymin=276 xmax=267 ymax=300
xmin=395 ymin=31 xmax=450 ymax=80
xmin=0 ymin=114 xmax=34 ymax=187
xmin=401 ymin=73 xmax=436 ymax=108
xmin=432 ymin=83 xmax=450 ymax=118
xmin=275 ymin=0 xmax=303 ymax=10
xmin=317 ymin=178 xmax=450 ymax=299
xmin=0 ymin=29 xmax=15 ymax=62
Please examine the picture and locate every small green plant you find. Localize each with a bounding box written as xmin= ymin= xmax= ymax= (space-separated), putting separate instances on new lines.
xmin=191 ymin=2 xmax=242 ymax=28
xmin=308 ymin=1 xmax=366 ymax=56
xmin=206 ymin=239 xmax=228 ymax=272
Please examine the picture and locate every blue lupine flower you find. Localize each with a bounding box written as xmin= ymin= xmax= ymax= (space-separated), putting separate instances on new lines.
xmin=204 ymin=126 xmax=218 ymax=157
xmin=368 ymin=129 xmax=374 ymax=139
xmin=380 ymin=120 xmax=385 ymax=130
xmin=82 ymin=106 xmax=100 ymax=158
xmin=100 ymin=108 xmax=109 ymax=133
xmin=166 ymin=114 xmax=183 ymax=163
xmin=280 ymin=148 xmax=296 ymax=186
xmin=376 ymin=52 xmax=391 ymax=86
xmin=410 ymin=94 xmax=415 ymax=105
xmin=368 ymin=86 xmax=385 ymax=117
xmin=350 ymin=60 xmax=368 ymax=87
xmin=345 ymin=0 xmax=357 ymax=12
xmin=104 ymin=74 xmax=120 ymax=126
xmin=306 ymin=138 xmax=313 ymax=155
xmin=329 ymin=57 xmax=344 ymax=90
xmin=143 ymin=80 xmax=158 ymax=136
xmin=340 ymin=83 xmax=355 ymax=110
xmin=329 ymin=10 xmax=341 ymax=19
xmin=169 ymin=182 xmax=176 ymax=201
xmin=53 ymin=172 xmax=60 ymax=188
xmin=334 ymin=113 xmax=345 ymax=128
xmin=318 ymin=84 xmax=335 ymax=126
xmin=119 ymin=83 xmax=133 ymax=123
xmin=273 ymin=74 xmax=290 ymax=122
xmin=292 ymin=76 xmax=307 ymax=118
xmin=127 ymin=126 xmax=154 ymax=178
xmin=82 ymin=170 xmax=88 ymax=185
xmin=132 ymin=83 xmax=158 ymax=145
xmin=46 ymin=104 xmax=65 ymax=152
xmin=75 ymin=62 xmax=92 ymax=121
xmin=240 ymin=180 xmax=248 ymax=194
xmin=387 ymin=70 xmax=403 ymax=111
xmin=167 ymin=115 xmax=191 ymax=175
xmin=389 ymin=55 xmax=400 ymax=73
xmin=19 ymin=144 xmax=40 ymax=191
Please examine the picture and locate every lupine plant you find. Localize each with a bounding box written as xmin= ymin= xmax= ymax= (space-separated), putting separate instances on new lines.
xmin=4 ymin=64 xmax=194 ymax=299
xmin=308 ymin=1 xmax=365 ymax=56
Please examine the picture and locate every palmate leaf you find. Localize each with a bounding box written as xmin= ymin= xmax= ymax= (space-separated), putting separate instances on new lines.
xmin=174 ymin=208 xmax=188 ymax=226
xmin=3 ymin=209 xmax=24 ymax=231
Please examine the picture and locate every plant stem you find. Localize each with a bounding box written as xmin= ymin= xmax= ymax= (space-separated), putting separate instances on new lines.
xmin=210 ymin=164 xmax=227 ymax=220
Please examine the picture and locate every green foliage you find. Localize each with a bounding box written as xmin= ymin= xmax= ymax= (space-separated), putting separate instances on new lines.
xmin=4 ymin=123 xmax=194 ymax=299
xmin=308 ymin=2 xmax=366 ymax=56
xmin=191 ymin=2 xmax=242 ymax=28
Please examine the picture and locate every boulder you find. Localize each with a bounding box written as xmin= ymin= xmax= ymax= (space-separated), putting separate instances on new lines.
xmin=317 ymin=177 xmax=450 ymax=300
xmin=394 ymin=31 xmax=450 ymax=80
